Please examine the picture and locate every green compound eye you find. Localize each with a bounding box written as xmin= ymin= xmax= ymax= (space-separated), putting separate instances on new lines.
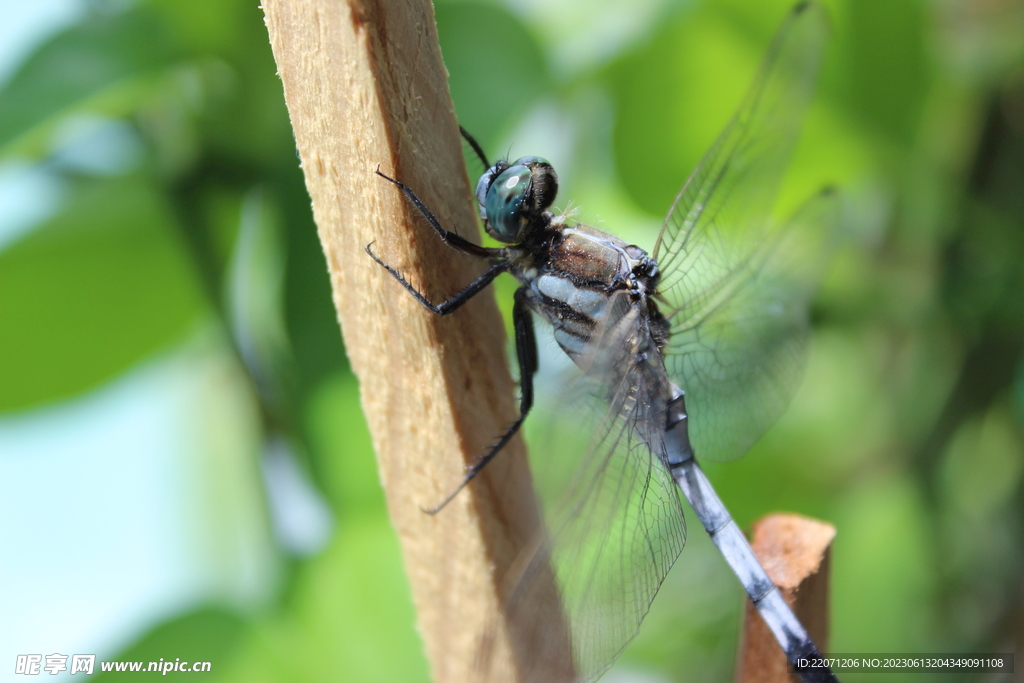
xmin=477 ymin=156 xmax=558 ymax=244
xmin=485 ymin=164 xmax=533 ymax=242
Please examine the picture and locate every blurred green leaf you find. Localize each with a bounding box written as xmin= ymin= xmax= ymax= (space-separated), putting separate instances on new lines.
xmin=0 ymin=10 xmax=177 ymax=157
xmin=831 ymin=475 xmax=937 ymax=651
xmin=305 ymin=373 xmax=381 ymax=515
xmin=130 ymin=0 xmax=307 ymax=170
xmin=94 ymin=606 xmax=246 ymax=681
xmin=435 ymin=2 xmax=550 ymax=151
xmin=0 ymin=175 xmax=203 ymax=412
xmin=213 ymin=519 xmax=429 ymax=683
xmin=608 ymin=5 xmax=768 ymax=214
xmin=842 ymin=0 xmax=929 ymax=147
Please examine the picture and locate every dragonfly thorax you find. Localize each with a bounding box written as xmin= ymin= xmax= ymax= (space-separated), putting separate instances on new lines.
xmin=515 ymin=221 xmax=669 ymax=362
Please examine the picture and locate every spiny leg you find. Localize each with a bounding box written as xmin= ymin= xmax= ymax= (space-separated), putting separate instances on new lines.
xmin=459 ymin=126 xmax=490 ymax=170
xmin=368 ymin=167 xmax=511 ymax=313
xmin=366 ymin=244 xmax=507 ymax=316
xmin=369 ymin=166 xmax=529 ymax=511
xmin=424 ymin=287 xmax=538 ymax=514
xmin=375 ymin=169 xmax=500 ymax=259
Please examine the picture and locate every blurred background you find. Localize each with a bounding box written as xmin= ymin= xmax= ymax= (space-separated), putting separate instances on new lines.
xmin=1 ymin=0 xmax=1022 ymax=681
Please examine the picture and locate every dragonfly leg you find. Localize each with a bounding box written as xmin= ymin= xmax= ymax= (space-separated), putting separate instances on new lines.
xmin=423 ymin=287 xmax=538 ymax=514
xmin=366 ymin=244 xmax=507 ymax=315
xmin=459 ymin=126 xmax=490 ymax=170
xmin=375 ymin=169 xmax=501 ymax=259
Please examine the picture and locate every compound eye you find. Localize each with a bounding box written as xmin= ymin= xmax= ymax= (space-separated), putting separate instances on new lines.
xmin=474 ymin=161 xmax=505 ymax=221
xmin=477 ymin=157 xmax=558 ymax=244
xmin=484 ymin=164 xmax=533 ymax=243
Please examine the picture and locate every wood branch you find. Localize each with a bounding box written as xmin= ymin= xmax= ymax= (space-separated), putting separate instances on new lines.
xmin=261 ymin=2 xmax=570 ymax=681
xmin=736 ymin=513 xmax=836 ymax=683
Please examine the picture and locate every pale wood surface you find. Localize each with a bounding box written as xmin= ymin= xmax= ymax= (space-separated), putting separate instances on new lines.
xmin=261 ymin=2 xmax=570 ymax=681
xmin=736 ymin=513 xmax=836 ymax=683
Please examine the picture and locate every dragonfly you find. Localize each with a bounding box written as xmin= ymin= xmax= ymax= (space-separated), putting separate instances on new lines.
xmin=367 ymin=2 xmax=839 ymax=682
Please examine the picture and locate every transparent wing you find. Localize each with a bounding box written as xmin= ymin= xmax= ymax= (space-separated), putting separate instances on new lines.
xmin=652 ymin=2 xmax=834 ymax=461
xmin=654 ymin=2 xmax=827 ymax=275
xmin=665 ymin=187 xmax=839 ymax=462
xmin=489 ymin=295 xmax=687 ymax=683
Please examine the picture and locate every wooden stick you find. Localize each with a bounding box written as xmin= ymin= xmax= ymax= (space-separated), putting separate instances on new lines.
xmin=735 ymin=513 xmax=836 ymax=683
xmin=261 ymin=2 xmax=571 ymax=681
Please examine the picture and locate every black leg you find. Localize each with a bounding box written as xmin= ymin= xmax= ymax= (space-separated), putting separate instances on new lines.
xmin=459 ymin=126 xmax=491 ymax=171
xmin=376 ymin=169 xmax=501 ymax=259
xmin=366 ymin=243 xmax=507 ymax=315
xmin=423 ymin=287 xmax=538 ymax=514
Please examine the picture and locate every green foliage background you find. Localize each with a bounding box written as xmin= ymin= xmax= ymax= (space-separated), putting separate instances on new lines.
xmin=2 ymin=0 xmax=1022 ymax=681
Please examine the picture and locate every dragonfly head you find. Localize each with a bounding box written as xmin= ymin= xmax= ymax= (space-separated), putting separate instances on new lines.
xmin=475 ymin=156 xmax=558 ymax=243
